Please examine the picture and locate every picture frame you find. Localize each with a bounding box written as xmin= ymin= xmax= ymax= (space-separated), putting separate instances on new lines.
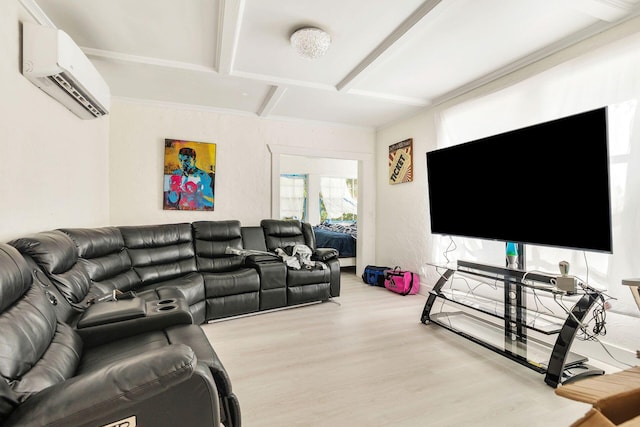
xmin=388 ymin=138 xmax=413 ymax=184
xmin=163 ymin=139 xmax=216 ymax=211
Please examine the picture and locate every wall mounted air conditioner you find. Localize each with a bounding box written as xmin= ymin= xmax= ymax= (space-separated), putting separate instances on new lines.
xmin=22 ymin=22 xmax=110 ymax=119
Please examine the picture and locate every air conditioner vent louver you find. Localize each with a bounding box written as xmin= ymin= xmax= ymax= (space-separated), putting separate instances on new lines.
xmin=22 ymin=22 xmax=110 ymax=120
xmin=49 ymin=73 xmax=107 ymax=117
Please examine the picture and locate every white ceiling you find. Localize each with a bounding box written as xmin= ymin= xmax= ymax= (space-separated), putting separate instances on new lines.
xmin=23 ymin=0 xmax=640 ymax=129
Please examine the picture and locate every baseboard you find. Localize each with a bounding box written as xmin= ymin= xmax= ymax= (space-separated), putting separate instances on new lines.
xmin=206 ymin=300 xmax=328 ymax=324
xmin=339 ymin=257 xmax=356 ymax=267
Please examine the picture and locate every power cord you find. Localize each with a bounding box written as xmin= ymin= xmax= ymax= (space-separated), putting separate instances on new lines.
xmin=443 ymin=236 xmax=456 ymax=265
xmin=573 ymin=294 xmax=608 ymax=341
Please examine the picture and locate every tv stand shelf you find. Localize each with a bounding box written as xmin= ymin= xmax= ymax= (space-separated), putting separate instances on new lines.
xmin=436 ymin=288 xmax=565 ymax=335
xmin=421 ymin=260 xmax=605 ymax=387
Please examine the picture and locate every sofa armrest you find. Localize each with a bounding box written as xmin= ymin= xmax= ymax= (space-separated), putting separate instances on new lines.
xmin=313 ymin=247 xmax=339 ymax=262
xmin=245 ymin=253 xmax=281 ymax=264
xmin=77 ymin=298 xmax=194 ymax=347
xmin=76 ymin=298 xmax=147 ymax=328
xmin=4 ymin=345 xmax=204 ymax=427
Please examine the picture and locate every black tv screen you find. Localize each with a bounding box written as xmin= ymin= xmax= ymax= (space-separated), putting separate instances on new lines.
xmin=426 ymin=107 xmax=612 ymax=253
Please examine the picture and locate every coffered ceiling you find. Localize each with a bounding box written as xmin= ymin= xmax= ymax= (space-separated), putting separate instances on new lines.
xmin=22 ymin=0 xmax=640 ymax=128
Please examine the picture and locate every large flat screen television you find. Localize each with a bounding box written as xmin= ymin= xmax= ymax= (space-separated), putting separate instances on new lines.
xmin=426 ymin=107 xmax=612 ymax=253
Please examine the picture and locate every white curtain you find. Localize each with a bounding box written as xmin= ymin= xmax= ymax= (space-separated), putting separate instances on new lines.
xmin=320 ymin=177 xmax=357 ymax=221
xmin=433 ymin=30 xmax=640 ymax=356
xmin=280 ymin=174 xmax=307 ymax=221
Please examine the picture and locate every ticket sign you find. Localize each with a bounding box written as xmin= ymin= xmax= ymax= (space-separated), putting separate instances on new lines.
xmin=389 ymin=138 xmax=413 ymax=184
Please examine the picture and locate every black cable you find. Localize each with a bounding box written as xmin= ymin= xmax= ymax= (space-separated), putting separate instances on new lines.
xmin=575 ymin=294 xmax=609 ymax=341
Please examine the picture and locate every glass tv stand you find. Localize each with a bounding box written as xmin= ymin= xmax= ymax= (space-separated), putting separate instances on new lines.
xmin=421 ymin=260 xmax=605 ymax=387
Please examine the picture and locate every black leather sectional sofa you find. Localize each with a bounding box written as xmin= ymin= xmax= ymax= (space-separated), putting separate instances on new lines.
xmin=0 ymin=219 xmax=340 ymax=427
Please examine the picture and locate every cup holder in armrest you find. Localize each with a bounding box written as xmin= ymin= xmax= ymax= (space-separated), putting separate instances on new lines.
xmin=155 ymin=304 xmax=178 ymax=312
xmin=147 ymin=298 xmax=190 ymax=318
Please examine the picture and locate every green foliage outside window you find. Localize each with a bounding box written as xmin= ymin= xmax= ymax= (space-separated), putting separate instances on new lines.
xmin=319 ymin=177 xmax=357 ymax=223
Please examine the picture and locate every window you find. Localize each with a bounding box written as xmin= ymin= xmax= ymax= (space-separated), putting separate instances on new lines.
xmin=280 ymin=174 xmax=307 ymax=221
xmin=319 ymin=177 xmax=357 ymax=223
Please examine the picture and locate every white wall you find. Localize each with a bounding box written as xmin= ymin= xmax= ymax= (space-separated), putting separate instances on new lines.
xmin=280 ymin=155 xmax=358 ymax=177
xmin=376 ymin=20 xmax=640 ymax=367
xmin=108 ymin=100 xmax=374 ymax=228
xmin=0 ymin=1 xmax=110 ymax=242
xmin=375 ymin=111 xmax=438 ymax=275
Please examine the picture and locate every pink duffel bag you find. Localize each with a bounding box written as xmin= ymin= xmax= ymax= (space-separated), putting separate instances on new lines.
xmin=384 ymin=266 xmax=420 ymax=295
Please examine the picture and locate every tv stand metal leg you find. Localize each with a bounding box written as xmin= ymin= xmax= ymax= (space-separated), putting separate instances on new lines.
xmin=421 ymin=268 xmax=454 ymax=323
xmin=544 ymin=290 xmax=603 ymax=387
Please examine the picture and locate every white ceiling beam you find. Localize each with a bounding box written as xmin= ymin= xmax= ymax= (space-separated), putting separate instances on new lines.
xmin=232 ymin=70 xmax=336 ymax=92
xmin=81 ymin=48 xmax=217 ymax=73
xmin=216 ymin=0 xmax=245 ymax=75
xmin=18 ymin=0 xmax=56 ymax=27
xmin=336 ymin=0 xmax=442 ymax=93
xmin=258 ymin=86 xmax=287 ymax=117
xmin=347 ymin=89 xmax=429 ymax=107
xmin=566 ymin=0 xmax=639 ymax=22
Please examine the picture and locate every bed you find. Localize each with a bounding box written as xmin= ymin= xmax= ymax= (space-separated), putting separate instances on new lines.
xmin=313 ymin=222 xmax=357 ymax=267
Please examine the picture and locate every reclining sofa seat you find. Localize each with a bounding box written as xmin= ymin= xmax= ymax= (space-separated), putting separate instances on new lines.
xmin=59 ymin=226 xmax=142 ymax=299
xmin=192 ymin=220 xmax=261 ymax=320
xmin=118 ymin=223 xmax=207 ymax=323
xmin=260 ymin=219 xmax=341 ymax=305
xmin=8 ymin=228 xmax=242 ymax=427
xmin=0 ymin=243 xmax=221 ymax=427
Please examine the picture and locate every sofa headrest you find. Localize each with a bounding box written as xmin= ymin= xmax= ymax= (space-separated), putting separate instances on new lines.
xmin=9 ymin=231 xmax=78 ymax=275
xmin=0 ymin=244 xmax=32 ymax=313
xmin=192 ymin=220 xmax=242 ymax=241
xmin=260 ymin=219 xmax=307 ymax=252
xmin=260 ymin=219 xmax=303 ymax=237
xmin=119 ymin=223 xmax=193 ymax=249
xmin=58 ymin=227 xmax=125 ymax=259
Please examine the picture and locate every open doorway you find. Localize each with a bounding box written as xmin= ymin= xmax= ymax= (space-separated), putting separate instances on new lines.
xmin=268 ymin=144 xmax=374 ymax=275
xmin=279 ymin=155 xmax=358 ymax=267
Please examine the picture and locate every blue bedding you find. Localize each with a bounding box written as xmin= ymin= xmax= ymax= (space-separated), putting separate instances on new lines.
xmin=313 ymin=226 xmax=356 ymax=258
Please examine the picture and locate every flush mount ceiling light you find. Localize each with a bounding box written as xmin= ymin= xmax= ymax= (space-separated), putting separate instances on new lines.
xmin=290 ymin=27 xmax=331 ymax=59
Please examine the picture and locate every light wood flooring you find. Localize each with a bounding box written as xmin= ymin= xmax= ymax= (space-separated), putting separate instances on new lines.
xmin=201 ymin=270 xmax=592 ymax=427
